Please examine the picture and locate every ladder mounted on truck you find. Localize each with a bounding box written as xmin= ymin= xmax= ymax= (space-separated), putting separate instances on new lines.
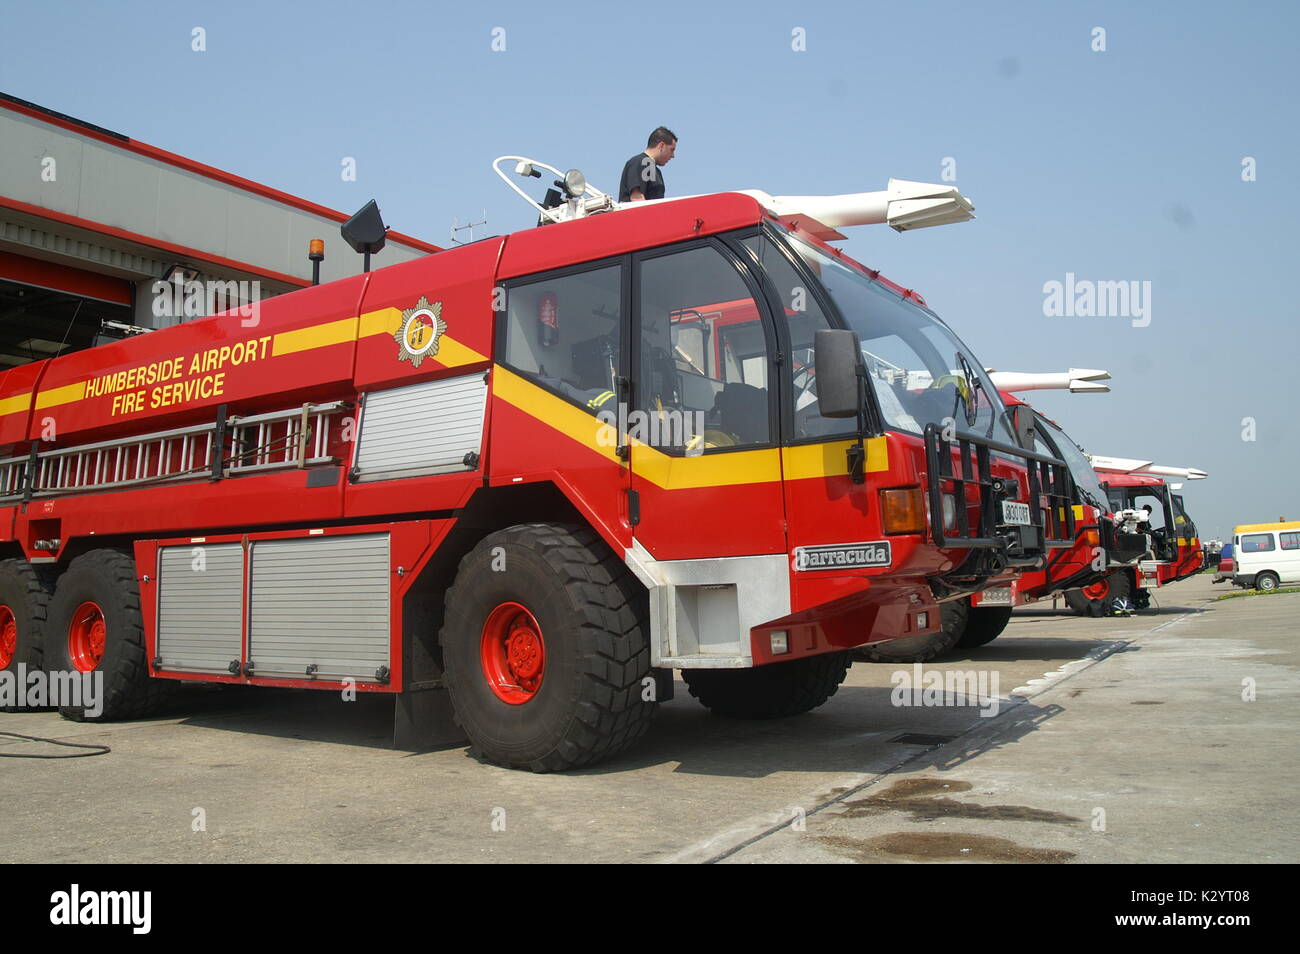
xmin=0 ymin=401 xmax=349 ymax=502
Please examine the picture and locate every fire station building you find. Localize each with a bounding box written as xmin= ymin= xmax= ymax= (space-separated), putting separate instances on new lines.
xmin=0 ymin=93 xmax=438 ymax=371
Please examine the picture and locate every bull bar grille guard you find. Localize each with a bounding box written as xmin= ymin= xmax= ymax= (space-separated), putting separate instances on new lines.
xmin=923 ymin=422 xmax=1076 ymax=564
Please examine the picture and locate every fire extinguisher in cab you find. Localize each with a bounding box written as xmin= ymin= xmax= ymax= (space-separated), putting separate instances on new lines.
xmin=538 ymin=291 xmax=558 ymax=347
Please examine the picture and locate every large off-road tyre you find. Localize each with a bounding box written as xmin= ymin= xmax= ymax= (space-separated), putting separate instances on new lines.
xmin=44 ymin=549 xmax=176 ymax=721
xmin=682 ymin=650 xmax=851 ymax=719
xmin=956 ymin=605 xmax=1014 ymax=649
xmin=439 ymin=523 xmax=656 ymax=772
xmin=1065 ymin=569 xmax=1132 ymax=618
xmin=0 ymin=559 xmax=57 ymax=712
xmin=856 ymin=598 xmax=969 ymax=663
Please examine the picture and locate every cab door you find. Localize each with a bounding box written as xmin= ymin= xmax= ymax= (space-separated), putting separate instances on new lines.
xmin=627 ymin=239 xmax=787 ymax=560
xmin=491 ymin=257 xmax=634 ymax=549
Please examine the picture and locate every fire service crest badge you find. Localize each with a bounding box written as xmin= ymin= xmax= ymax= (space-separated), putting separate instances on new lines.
xmin=394 ymin=297 xmax=447 ymax=368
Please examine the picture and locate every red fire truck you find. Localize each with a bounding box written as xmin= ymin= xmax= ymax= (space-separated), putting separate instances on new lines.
xmin=862 ymin=380 xmax=1130 ymax=659
xmin=1062 ymin=469 xmax=1205 ymax=615
xmin=0 ymin=161 xmax=1071 ymax=770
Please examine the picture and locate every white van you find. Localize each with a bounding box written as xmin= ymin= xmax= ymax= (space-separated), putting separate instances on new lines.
xmin=1232 ymin=521 xmax=1300 ymax=591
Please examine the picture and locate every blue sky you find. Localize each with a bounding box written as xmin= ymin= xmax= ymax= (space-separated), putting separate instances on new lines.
xmin=3 ymin=0 xmax=1297 ymax=540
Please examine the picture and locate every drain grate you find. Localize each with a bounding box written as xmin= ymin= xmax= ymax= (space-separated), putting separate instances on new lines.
xmin=889 ymin=733 xmax=956 ymax=746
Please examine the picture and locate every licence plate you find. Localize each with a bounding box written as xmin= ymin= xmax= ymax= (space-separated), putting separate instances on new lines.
xmin=1001 ymin=501 xmax=1032 ymax=526
xmin=980 ymin=586 xmax=1013 ymax=606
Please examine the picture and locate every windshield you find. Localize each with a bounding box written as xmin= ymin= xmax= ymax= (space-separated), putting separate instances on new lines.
xmin=1034 ymin=412 xmax=1109 ymax=512
xmin=780 ymin=231 xmax=1016 ymax=445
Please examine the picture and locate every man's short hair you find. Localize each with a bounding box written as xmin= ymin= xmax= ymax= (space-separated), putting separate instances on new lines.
xmin=647 ymin=126 xmax=677 ymax=148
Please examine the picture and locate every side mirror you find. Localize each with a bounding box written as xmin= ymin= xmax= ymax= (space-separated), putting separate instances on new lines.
xmin=814 ymin=328 xmax=863 ymax=418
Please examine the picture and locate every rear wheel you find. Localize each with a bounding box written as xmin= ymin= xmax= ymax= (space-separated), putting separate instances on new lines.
xmin=440 ymin=523 xmax=656 ymax=772
xmin=856 ymin=598 xmax=969 ymax=663
xmin=45 ymin=549 xmax=175 ymax=721
xmin=682 ymin=651 xmax=851 ymax=719
xmin=1065 ymin=570 xmax=1131 ymax=618
xmin=0 ymin=559 xmax=56 ymax=712
xmin=1256 ymin=572 xmax=1280 ymax=592
xmin=956 ymin=605 xmax=1014 ymax=648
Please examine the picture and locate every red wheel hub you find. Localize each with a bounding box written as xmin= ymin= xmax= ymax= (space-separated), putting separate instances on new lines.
xmin=68 ymin=601 xmax=107 ymax=673
xmin=1081 ymin=577 xmax=1110 ymax=601
xmin=0 ymin=606 xmax=16 ymax=670
xmin=480 ymin=601 xmax=546 ymax=704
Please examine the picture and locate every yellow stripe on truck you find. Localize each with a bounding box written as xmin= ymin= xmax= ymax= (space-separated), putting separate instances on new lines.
xmin=35 ymin=382 xmax=87 ymax=410
xmin=495 ymin=365 xmax=882 ymax=491
xmin=272 ymin=318 xmax=358 ymax=357
xmin=494 ymin=365 xmax=622 ymax=466
xmin=0 ymin=392 xmax=32 ymax=417
xmin=781 ymin=438 xmax=888 ymax=480
xmin=497 ymin=365 xmax=784 ymax=488
xmin=633 ymin=443 xmax=780 ymax=490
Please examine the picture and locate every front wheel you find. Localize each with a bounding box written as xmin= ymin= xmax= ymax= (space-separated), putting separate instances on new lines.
xmin=682 ymin=651 xmax=851 ymax=719
xmin=956 ymin=605 xmax=1013 ymax=648
xmin=1065 ymin=570 xmax=1132 ymax=618
xmin=856 ymin=598 xmax=969 ymax=663
xmin=440 ymin=523 xmax=656 ymax=772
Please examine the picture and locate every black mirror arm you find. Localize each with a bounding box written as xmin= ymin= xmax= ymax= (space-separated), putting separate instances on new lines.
xmin=845 ymin=361 xmax=867 ymax=484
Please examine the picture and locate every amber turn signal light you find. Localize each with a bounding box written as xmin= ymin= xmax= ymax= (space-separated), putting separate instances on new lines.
xmin=881 ymin=488 xmax=926 ymax=534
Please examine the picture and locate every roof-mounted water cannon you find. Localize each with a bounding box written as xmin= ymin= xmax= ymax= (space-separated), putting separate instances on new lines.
xmin=1089 ymin=455 xmax=1208 ymax=480
xmin=988 ymin=368 xmax=1111 ymax=394
xmin=746 ymin=179 xmax=976 ymax=239
xmin=493 ymin=155 xmax=614 ymax=225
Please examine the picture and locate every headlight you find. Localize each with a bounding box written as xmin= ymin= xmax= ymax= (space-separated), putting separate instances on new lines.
xmin=942 ymin=493 xmax=957 ymax=531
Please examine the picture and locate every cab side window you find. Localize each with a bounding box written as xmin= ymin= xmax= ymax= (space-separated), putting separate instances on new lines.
xmin=502 ymin=264 xmax=623 ymax=415
xmin=636 ymin=246 xmax=770 ymax=453
xmin=742 ymin=236 xmax=840 ymax=440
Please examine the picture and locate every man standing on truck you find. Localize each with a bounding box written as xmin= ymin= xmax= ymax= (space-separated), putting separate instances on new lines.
xmin=619 ymin=127 xmax=677 ymax=202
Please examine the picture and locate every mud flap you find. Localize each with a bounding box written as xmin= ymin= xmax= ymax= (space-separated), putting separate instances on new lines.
xmin=393 ymin=685 xmax=467 ymax=751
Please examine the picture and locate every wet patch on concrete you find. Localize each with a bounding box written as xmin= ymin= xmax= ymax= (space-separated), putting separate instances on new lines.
xmin=839 ymin=777 xmax=1081 ymax=824
xmin=819 ymin=832 xmax=1075 ymax=863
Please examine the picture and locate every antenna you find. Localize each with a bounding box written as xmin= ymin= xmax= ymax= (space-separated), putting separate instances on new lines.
xmin=451 ymin=211 xmax=488 ymax=245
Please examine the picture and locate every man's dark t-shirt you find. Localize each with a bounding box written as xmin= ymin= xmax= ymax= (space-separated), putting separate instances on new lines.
xmin=619 ymin=152 xmax=665 ymax=202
